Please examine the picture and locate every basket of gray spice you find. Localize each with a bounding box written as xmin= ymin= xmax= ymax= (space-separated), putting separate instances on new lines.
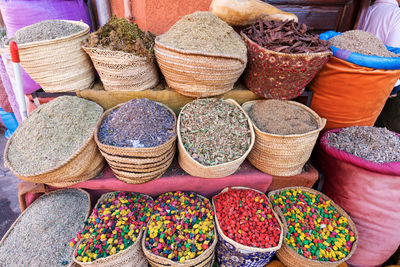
xmin=7 ymin=20 xmax=94 ymax=92
xmin=242 ymin=100 xmax=326 ymax=176
xmin=0 ymin=189 xmax=91 ymax=266
xmin=95 ymin=98 xmax=177 ymax=184
xmin=155 ymin=11 xmax=247 ymax=98
xmin=177 ymin=98 xmax=255 ymax=178
xmin=4 ymin=96 xmax=105 ymax=187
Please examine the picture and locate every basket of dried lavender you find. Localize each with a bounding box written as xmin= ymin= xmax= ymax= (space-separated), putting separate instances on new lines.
xmin=82 ymin=16 xmax=158 ymax=92
xmin=242 ymin=100 xmax=326 ymax=176
xmin=241 ymin=19 xmax=331 ymax=100
xmin=155 ymin=11 xmax=247 ymax=98
xmin=177 ymin=98 xmax=255 ymax=178
xmin=95 ymin=98 xmax=177 ymax=184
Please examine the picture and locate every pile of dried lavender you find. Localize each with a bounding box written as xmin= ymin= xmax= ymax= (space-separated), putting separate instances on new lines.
xmin=248 ymin=100 xmax=318 ymax=135
xmin=327 ymin=126 xmax=400 ymax=163
xmin=7 ymin=96 xmax=103 ymax=175
xmin=0 ymin=189 xmax=89 ymax=266
xmin=98 ymin=98 xmax=176 ymax=148
xmin=180 ymin=98 xmax=251 ymax=166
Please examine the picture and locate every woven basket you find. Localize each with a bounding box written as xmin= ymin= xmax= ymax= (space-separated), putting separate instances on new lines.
xmin=212 ymin=187 xmax=283 ymax=267
xmin=94 ymin=101 xmax=177 ymax=184
xmin=0 ymin=189 xmax=91 ymax=267
xmin=6 ymin=20 xmax=94 ymax=92
xmin=154 ymin=38 xmax=247 ymax=97
xmin=4 ymin=104 xmax=105 ymax=186
xmin=242 ymin=100 xmax=326 ymax=176
xmin=268 ymin=187 xmax=358 ymax=267
xmin=240 ymin=32 xmax=331 ymax=100
xmin=142 ymin=193 xmax=217 ymax=267
xmin=82 ymin=46 xmax=159 ymax=91
xmin=73 ymin=192 xmax=153 ymax=267
xmin=177 ymin=99 xmax=255 ymax=178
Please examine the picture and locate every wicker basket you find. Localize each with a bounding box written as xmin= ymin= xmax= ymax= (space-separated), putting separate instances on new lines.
xmin=177 ymin=99 xmax=255 ymax=178
xmin=240 ymin=32 xmax=331 ymax=100
xmin=268 ymin=187 xmax=359 ymax=267
xmin=212 ymin=187 xmax=283 ymax=267
xmin=154 ymin=38 xmax=247 ymax=97
xmin=82 ymin=46 xmax=159 ymax=91
xmin=6 ymin=20 xmax=94 ymax=92
xmin=94 ymin=101 xmax=177 ymax=184
xmin=242 ymin=100 xmax=326 ymax=176
xmin=73 ymin=192 xmax=153 ymax=267
xmin=0 ymin=189 xmax=91 ymax=267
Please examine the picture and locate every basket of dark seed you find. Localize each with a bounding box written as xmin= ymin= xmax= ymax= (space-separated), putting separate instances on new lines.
xmin=155 ymin=11 xmax=247 ymax=98
xmin=4 ymin=96 xmax=104 ymax=186
xmin=6 ymin=20 xmax=94 ymax=92
xmin=95 ymin=98 xmax=177 ymax=184
xmin=242 ymin=100 xmax=326 ymax=176
xmin=240 ymin=19 xmax=331 ymax=99
xmin=0 ymin=189 xmax=91 ymax=266
xmin=82 ymin=16 xmax=158 ymax=91
xmin=177 ymin=98 xmax=255 ymax=178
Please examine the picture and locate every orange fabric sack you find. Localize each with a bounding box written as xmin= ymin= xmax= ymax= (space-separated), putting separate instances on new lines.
xmin=309 ymin=56 xmax=400 ymax=130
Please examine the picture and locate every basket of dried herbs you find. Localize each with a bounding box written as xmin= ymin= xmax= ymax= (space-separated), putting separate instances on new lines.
xmin=95 ymin=98 xmax=177 ymax=184
xmin=4 ymin=96 xmax=105 ymax=186
xmin=240 ymin=19 xmax=331 ymax=99
xmin=177 ymin=98 xmax=255 ymax=178
xmin=82 ymin=16 xmax=158 ymax=91
xmin=242 ymin=100 xmax=326 ymax=176
xmin=6 ymin=20 xmax=94 ymax=92
xmin=155 ymin=11 xmax=247 ymax=98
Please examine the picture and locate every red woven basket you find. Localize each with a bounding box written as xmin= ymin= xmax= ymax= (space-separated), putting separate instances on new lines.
xmin=241 ymin=32 xmax=331 ymax=100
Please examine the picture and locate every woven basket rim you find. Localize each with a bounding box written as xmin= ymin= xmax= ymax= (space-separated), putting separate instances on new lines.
xmin=177 ymin=98 xmax=255 ymax=171
xmin=212 ymin=186 xmax=284 ymax=253
xmin=4 ymin=102 xmax=104 ymax=178
xmin=82 ymin=45 xmax=152 ymax=61
xmin=155 ymin=36 xmax=247 ymax=64
xmin=242 ymin=100 xmax=327 ymax=138
xmin=6 ymin=20 xmax=90 ymax=48
xmin=240 ymin=32 xmax=332 ymax=58
xmin=94 ymin=100 xmax=177 ymax=153
xmin=267 ymin=186 xmax=359 ymax=265
xmin=73 ymin=191 xmax=153 ymax=265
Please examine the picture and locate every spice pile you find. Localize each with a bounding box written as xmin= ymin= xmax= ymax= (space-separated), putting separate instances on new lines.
xmin=15 ymin=20 xmax=84 ymax=44
xmin=180 ymin=98 xmax=251 ymax=166
xmin=98 ymin=98 xmax=175 ymax=148
xmin=327 ymin=126 xmax=400 ymax=163
xmin=71 ymin=192 xmax=153 ymax=263
xmin=0 ymin=189 xmax=89 ymax=266
xmin=158 ymin=11 xmax=247 ymax=60
xmin=248 ymin=100 xmax=318 ymax=135
xmin=145 ymin=191 xmax=215 ymax=263
xmin=7 ymin=96 xmax=102 ymax=175
xmin=243 ymin=19 xmax=330 ymax=53
xmin=270 ymin=189 xmax=356 ymax=262
xmin=213 ymin=188 xmax=281 ymax=248
xmin=329 ymin=30 xmax=396 ymax=57
xmin=85 ymin=16 xmax=155 ymax=61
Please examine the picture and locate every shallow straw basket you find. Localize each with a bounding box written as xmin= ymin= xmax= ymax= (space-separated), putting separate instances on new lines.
xmin=212 ymin=187 xmax=284 ymax=266
xmin=242 ymin=100 xmax=326 ymax=176
xmin=154 ymin=37 xmax=247 ymax=97
xmin=0 ymin=189 xmax=91 ymax=267
xmin=268 ymin=187 xmax=359 ymax=267
xmin=177 ymin=99 xmax=255 ymax=178
xmin=82 ymin=46 xmax=159 ymax=91
xmin=6 ymin=20 xmax=94 ymax=92
xmin=94 ymin=101 xmax=177 ymax=184
xmin=73 ymin=192 xmax=153 ymax=267
xmin=4 ymin=105 xmax=105 ymax=187
xmin=240 ymin=32 xmax=331 ymax=100
xmin=142 ymin=193 xmax=217 ymax=267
